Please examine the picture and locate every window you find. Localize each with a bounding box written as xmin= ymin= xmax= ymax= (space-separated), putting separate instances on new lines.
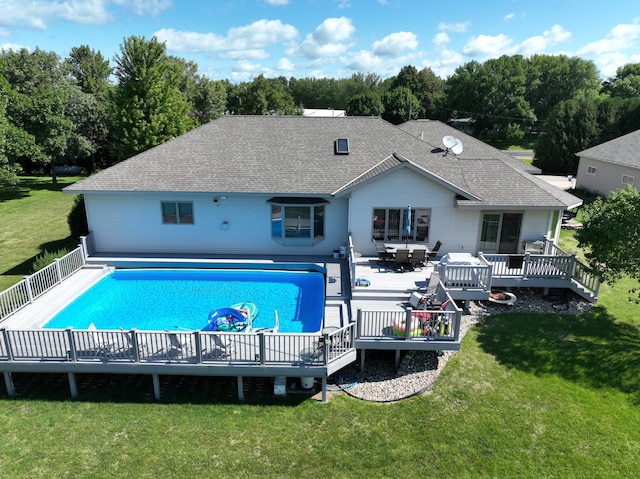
xmin=161 ymin=202 xmax=193 ymax=224
xmin=622 ymin=174 xmax=635 ymax=186
xmin=269 ymin=197 xmax=326 ymax=244
xmin=335 ymin=138 xmax=349 ymax=154
xmin=587 ymin=166 xmax=597 ymax=175
xmin=372 ymin=208 xmax=430 ymax=242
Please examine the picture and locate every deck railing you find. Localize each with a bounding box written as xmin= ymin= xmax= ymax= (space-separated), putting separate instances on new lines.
xmin=356 ymin=290 xmax=462 ymax=343
xmin=0 ymin=323 xmax=357 ymax=367
xmin=437 ymin=263 xmax=492 ymax=290
xmin=481 ymin=250 xmax=600 ymax=299
xmin=0 ymin=246 xmax=85 ymax=320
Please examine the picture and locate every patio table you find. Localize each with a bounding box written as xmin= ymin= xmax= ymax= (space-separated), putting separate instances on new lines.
xmin=383 ymin=243 xmax=429 ymax=255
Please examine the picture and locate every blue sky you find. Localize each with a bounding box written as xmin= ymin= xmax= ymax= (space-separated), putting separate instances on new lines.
xmin=1 ymin=0 xmax=639 ymax=82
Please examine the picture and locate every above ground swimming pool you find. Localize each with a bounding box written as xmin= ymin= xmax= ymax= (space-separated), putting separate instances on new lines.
xmin=44 ymin=268 xmax=326 ymax=333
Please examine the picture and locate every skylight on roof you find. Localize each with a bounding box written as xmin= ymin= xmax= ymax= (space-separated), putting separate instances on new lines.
xmin=335 ymin=138 xmax=349 ymax=155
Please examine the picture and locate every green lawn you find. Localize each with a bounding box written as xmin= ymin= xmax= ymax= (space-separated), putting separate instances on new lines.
xmin=0 ymin=176 xmax=81 ymax=291
xmin=1 ymin=178 xmax=639 ymax=478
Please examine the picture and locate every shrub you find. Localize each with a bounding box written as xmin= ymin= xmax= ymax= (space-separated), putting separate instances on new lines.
xmin=32 ymin=249 xmax=70 ymax=273
xmin=67 ymin=195 xmax=88 ymax=240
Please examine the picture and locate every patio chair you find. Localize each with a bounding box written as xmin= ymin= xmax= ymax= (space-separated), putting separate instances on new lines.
xmin=426 ymin=240 xmax=442 ymax=265
xmin=410 ymin=249 xmax=426 ymax=270
xmin=417 ymin=272 xmax=441 ymax=300
xmin=393 ymin=249 xmax=411 ymax=271
xmin=374 ymin=240 xmax=394 ymax=266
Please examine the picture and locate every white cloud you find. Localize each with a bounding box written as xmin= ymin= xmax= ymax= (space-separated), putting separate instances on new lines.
xmin=346 ymin=50 xmax=384 ymax=72
xmin=265 ymin=0 xmax=289 ymax=5
xmin=113 ymin=0 xmax=172 ymax=16
xmin=462 ymin=33 xmax=512 ymax=57
xmin=516 ymin=25 xmax=571 ymax=56
xmin=291 ymin=17 xmax=355 ymax=59
xmin=432 ymin=32 xmax=450 ymax=47
xmin=0 ymin=42 xmax=28 ymax=52
xmin=155 ymin=19 xmax=298 ymax=53
xmin=277 ymin=57 xmax=295 ymax=71
xmin=0 ymin=0 xmax=173 ymax=30
xmin=577 ymin=22 xmax=640 ymax=56
xmin=224 ymin=49 xmax=269 ymax=61
xmin=372 ymin=31 xmax=417 ymax=57
xmin=438 ymin=21 xmax=470 ymax=33
xmin=504 ymin=12 xmax=515 ymax=21
xmin=0 ymin=0 xmax=112 ymax=28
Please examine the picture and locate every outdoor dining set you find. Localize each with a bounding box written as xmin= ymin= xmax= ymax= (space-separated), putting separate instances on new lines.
xmin=375 ymin=240 xmax=442 ymax=272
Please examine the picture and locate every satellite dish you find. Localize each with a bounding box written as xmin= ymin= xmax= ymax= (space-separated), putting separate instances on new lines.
xmin=443 ymin=136 xmax=457 ymax=148
xmin=442 ymin=136 xmax=463 ymax=156
xmin=451 ymin=141 xmax=463 ymax=155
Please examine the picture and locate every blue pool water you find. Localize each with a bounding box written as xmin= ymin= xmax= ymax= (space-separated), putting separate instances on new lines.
xmin=44 ymin=269 xmax=325 ymax=332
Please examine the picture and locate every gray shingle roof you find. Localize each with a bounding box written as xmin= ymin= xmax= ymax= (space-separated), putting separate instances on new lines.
xmin=576 ymin=129 xmax=640 ymax=168
xmin=65 ymin=115 xmax=578 ymax=209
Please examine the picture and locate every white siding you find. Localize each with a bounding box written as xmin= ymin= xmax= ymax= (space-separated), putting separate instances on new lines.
xmin=348 ymin=168 xmax=482 ymax=256
xmin=85 ymin=193 xmax=349 ymax=256
xmin=576 ymin=157 xmax=639 ymax=196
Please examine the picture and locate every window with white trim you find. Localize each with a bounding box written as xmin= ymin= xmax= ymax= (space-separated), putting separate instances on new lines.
xmin=587 ymin=166 xmax=597 ymax=175
xmin=622 ymin=174 xmax=635 ymax=185
xmin=372 ymin=208 xmax=430 ymax=242
xmin=161 ymin=202 xmax=194 ymax=224
xmin=269 ymin=197 xmax=326 ymax=244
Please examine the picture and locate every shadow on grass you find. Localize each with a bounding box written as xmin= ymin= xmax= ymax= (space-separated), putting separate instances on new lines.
xmin=0 ymin=373 xmax=312 ymax=406
xmin=476 ymin=306 xmax=640 ymax=403
xmin=0 ymin=176 xmax=79 ymax=202
xmin=1 ymin=237 xmax=78 ymax=277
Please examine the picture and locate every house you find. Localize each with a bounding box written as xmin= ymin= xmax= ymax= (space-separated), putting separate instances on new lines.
xmin=575 ymin=129 xmax=640 ymax=196
xmin=64 ymin=116 xmax=581 ymax=258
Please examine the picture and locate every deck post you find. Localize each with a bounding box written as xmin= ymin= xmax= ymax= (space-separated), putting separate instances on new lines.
xmin=321 ymin=377 xmax=327 ymax=402
xmin=3 ymin=371 xmax=15 ymax=397
xmin=23 ymin=276 xmax=34 ymax=304
xmin=54 ymin=258 xmax=63 ymax=284
xmin=1 ymin=329 xmax=14 ymax=361
xmin=194 ymin=331 xmax=202 ymax=363
xmin=152 ymin=374 xmax=161 ymax=400
xmin=68 ymin=372 xmax=78 ymax=398
xmin=237 ymin=376 xmax=244 ymax=401
xmin=360 ymin=348 xmax=366 ymax=374
xmin=395 ymin=350 xmax=401 ymax=370
xmin=66 ymin=328 xmax=77 ymax=361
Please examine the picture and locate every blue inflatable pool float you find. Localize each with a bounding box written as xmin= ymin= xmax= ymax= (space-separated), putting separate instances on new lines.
xmin=206 ymin=302 xmax=258 ymax=332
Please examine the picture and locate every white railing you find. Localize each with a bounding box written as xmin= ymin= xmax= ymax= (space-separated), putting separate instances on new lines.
xmin=0 ymin=246 xmax=85 ymax=321
xmin=356 ymin=289 xmax=462 ymax=342
xmin=0 ymin=324 xmax=357 ymax=367
xmin=437 ymin=264 xmax=492 ymax=290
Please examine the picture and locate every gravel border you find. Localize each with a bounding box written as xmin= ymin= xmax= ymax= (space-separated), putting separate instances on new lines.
xmin=331 ymin=288 xmax=593 ymax=402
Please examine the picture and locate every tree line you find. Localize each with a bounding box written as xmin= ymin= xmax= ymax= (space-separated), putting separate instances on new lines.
xmin=2 ymin=35 xmax=640 ymax=187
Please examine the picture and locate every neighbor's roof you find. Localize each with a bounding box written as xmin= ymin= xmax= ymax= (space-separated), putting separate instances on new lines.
xmin=65 ymin=115 xmax=579 ymax=209
xmin=577 ymin=129 xmax=640 ymax=169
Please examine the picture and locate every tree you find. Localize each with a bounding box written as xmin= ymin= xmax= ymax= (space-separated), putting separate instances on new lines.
xmin=236 ymin=74 xmax=296 ymax=115
xmin=0 ymin=48 xmax=73 ymax=182
xmin=112 ymin=36 xmax=196 ymax=160
xmin=382 ymin=87 xmax=420 ymax=124
xmin=534 ymin=95 xmax=600 ymax=174
xmin=346 ymin=91 xmax=384 ymax=116
xmin=445 ymin=56 xmax=535 ymax=138
xmin=526 ymin=55 xmax=600 ymax=125
xmin=0 ymin=77 xmax=21 ymax=188
xmin=601 ymin=63 xmax=640 ymax=98
xmin=576 ymin=186 xmax=640 ymax=301
xmin=65 ymin=45 xmax=114 ymax=171
xmin=390 ymin=65 xmax=445 ymax=118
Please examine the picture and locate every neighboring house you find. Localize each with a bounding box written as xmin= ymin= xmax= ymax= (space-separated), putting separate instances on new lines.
xmin=302 ymin=108 xmax=346 ymax=117
xmin=576 ymin=129 xmax=640 ymax=196
xmin=64 ymin=116 xmax=581 ymax=258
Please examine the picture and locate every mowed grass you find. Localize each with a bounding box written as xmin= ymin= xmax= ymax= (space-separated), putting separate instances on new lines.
xmin=1 ymin=178 xmax=640 ymax=478
xmin=0 ymin=176 xmax=81 ymax=291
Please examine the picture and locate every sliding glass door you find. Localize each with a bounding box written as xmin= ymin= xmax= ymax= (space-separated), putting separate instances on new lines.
xmin=480 ymin=212 xmax=522 ymax=253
